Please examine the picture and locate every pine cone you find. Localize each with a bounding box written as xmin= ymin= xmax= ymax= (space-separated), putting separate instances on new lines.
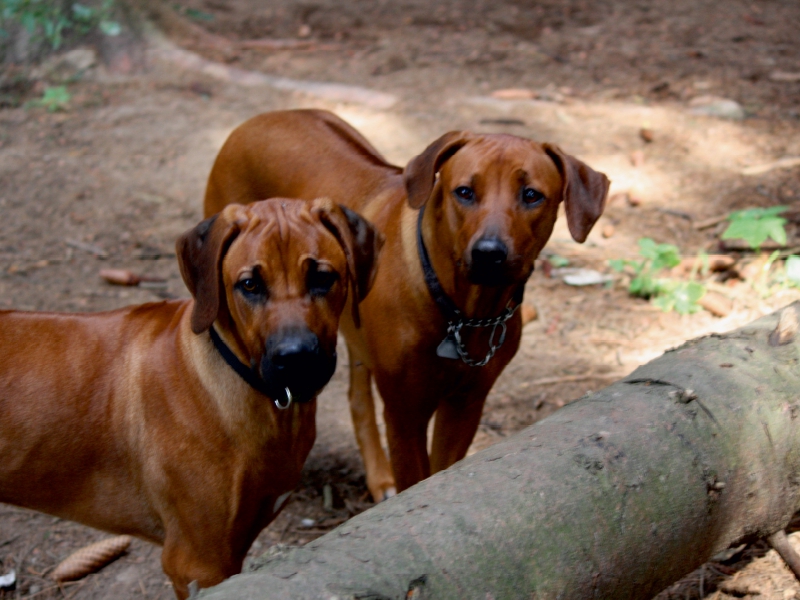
xmin=50 ymin=535 xmax=132 ymax=582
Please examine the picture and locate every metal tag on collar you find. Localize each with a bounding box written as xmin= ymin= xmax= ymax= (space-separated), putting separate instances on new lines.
xmin=436 ymin=331 xmax=460 ymax=360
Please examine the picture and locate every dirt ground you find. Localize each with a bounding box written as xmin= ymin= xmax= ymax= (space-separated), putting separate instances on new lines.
xmin=1 ymin=0 xmax=800 ymax=598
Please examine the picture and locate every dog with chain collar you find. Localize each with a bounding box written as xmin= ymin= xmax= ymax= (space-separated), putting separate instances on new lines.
xmin=204 ymin=109 xmax=610 ymax=501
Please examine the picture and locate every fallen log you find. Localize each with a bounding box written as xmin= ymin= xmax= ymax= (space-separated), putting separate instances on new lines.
xmin=199 ymin=303 xmax=800 ymax=600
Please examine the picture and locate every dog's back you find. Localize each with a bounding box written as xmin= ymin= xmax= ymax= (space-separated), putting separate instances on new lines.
xmin=204 ymin=109 xmax=402 ymax=217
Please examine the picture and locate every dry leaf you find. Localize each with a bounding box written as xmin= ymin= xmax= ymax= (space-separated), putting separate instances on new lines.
xmin=769 ymin=307 xmax=798 ymax=346
xmin=698 ymin=292 xmax=733 ymax=317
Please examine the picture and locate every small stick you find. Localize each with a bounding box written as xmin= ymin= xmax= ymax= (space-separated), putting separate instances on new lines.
xmin=65 ymin=239 xmax=108 ymax=259
xmin=768 ymin=530 xmax=800 ymax=581
xmin=742 ymin=156 xmax=800 ymax=176
xmin=693 ymin=214 xmax=729 ymax=230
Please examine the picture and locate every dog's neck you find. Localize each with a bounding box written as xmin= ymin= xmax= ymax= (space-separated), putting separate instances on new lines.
xmin=417 ymin=201 xmax=523 ymax=321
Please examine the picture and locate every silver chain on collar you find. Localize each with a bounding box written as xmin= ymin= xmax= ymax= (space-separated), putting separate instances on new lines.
xmin=447 ymin=302 xmax=520 ymax=367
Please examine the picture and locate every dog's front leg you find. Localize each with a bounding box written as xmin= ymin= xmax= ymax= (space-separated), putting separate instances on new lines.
xmin=161 ymin=527 xmax=244 ymax=600
xmin=347 ymin=355 xmax=396 ymax=501
xmin=382 ymin=397 xmax=438 ymax=493
xmin=429 ymin=394 xmax=489 ymax=474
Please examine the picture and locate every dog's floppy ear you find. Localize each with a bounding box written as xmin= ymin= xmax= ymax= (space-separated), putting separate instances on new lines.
xmin=404 ymin=131 xmax=472 ymax=209
xmin=176 ymin=207 xmax=244 ymax=334
xmin=314 ymin=200 xmax=384 ymax=328
xmin=543 ymin=144 xmax=610 ymax=243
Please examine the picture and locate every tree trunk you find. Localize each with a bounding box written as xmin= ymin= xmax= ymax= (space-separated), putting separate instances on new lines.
xmin=199 ymin=303 xmax=800 ymax=600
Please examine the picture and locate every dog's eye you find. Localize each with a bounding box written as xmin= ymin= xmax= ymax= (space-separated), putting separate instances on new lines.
xmin=308 ymin=269 xmax=339 ymax=297
xmin=522 ymin=187 xmax=545 ymax=207
xmin=236 ymin=275 xmax=267 ymax=300
xmin=453 ymin=186 xmax=476 ymax=204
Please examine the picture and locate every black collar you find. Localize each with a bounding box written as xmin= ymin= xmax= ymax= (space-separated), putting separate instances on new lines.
xmin=415 ymin=203 xmax=525 ymax=324
xmin=208 ymin=326 xmax=302 ymax=405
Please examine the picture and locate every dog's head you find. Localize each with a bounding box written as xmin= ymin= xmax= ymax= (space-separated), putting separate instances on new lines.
xmin=177 ymin=198 xmax=383 ymax=403
xmin=404 ymin=132 xmax=609 ymax=287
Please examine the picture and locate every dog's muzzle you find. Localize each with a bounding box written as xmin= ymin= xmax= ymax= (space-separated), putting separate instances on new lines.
xmin=260 ymin=328 xmax=337 ymax=404
xmin=468 ymin=236 xmax=512 ymax=286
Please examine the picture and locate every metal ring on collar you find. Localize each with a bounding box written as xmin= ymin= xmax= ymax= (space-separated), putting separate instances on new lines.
xmin=274 ymin=387 xmax=293 ymax=410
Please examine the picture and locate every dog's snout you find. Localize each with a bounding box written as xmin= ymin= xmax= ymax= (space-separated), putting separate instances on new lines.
xmin=261 ymin=328 xmax=336 ymax=403
xmin=270 ymin=333 xmax=320 ymax=370
xmin=467 ymin=236 xmax=514 ymax=286
xmin=471 ymin=237 xmax=508 ymax=267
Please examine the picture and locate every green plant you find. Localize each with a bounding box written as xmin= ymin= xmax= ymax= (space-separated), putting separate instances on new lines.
xmin=609 ymin=238 xmax=681 ymax=297
xmin=609 ymin=238 xmax=706 ymax=315
xmin=0 ymin=0 xmax=119 ymax=50
xmin=721 ymin=206 xmax=788 ymax=251
xmin=786 ymin=255 xmax=800 ymax=287
xmin=651 ymin=280 xmax=706 ymax=314
xmin=27 ymin=84 xmax=70 ymax=110
xmin=546 ymin=254 xmax=570 ymax=268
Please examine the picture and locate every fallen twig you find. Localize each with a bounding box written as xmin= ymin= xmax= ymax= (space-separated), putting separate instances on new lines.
xmin=742 ymin=156 xmax=800 ymax=176
xmin=693 ymin=214 xmax=729 ymax=230
xmin=65 ymin=239 xmax=108 ymax=259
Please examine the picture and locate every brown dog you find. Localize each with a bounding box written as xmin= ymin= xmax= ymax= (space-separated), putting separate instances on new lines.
xmin=204 ymin=109 xmax=609 ymax=501
xmin=0 ymin=198 xmax=382 ymax=598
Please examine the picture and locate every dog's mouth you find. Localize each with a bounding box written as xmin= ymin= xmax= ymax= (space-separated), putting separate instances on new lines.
xmin=259 ymin=330 xmax=337 ymax=405
xmin=467 ymin=265 xmax=517 ymax=287
xmin=465 ymin=236 xmax=523 ymax=287
xmin=466 ymin=255 xmax=525 ymax=287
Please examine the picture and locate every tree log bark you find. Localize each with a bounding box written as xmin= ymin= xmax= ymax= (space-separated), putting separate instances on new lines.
xmin=199 ymin=303 xmax=800 ymax=600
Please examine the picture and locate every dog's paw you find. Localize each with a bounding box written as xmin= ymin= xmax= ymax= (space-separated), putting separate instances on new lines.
xmin=381 ymin=487 xmax=397 ymax=502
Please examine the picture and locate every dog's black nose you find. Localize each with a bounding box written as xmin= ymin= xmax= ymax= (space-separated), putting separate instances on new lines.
xmin=471 ymin=237 xmax=508 ymax=268
xmin=269 ymin=332 xmax=320 ymax=371
xmin=261 ymin=328 xmax=337 ymax=403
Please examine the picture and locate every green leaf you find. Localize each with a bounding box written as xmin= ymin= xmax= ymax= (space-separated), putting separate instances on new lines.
xmin=629 ymin=273 xmax=659 ymax=298
xmin=723 ymin=206 xmax=789 ymax=250
xmin=722 ymin=219 xmax=769 ymax=249
xmin=547 ymin=254 xmax=570 ymax=268
xmin=651 ymin=244 xmax=681 ymax=271
xmin=185 ymin=7 xmax=214 ymax=21
xmin=652 ymin=294 xmax=675 ymax=312
xmin=608 ymin=259 xmax=626 ymax=273
xmin=637 ymin=238 xmax=658 ymax=260
xmin=36 ymin=86 xmax=71 ymax=112
xmin=670 ymin=281 xmax=705 ymax=315
xmin=786 ymin=256 xmax=800 ymax=287
xmin=765 ymin=218 xmax=788 ymax=246
xmin=71 ymin=3 xmax=95 ymax=21
xmin=99 ymin=19 xmax=120 ymax=35
xmin=729 ymin=206 xmax=788 ymax=221
xmin=20 ymin=12 xmax=36 ymax=32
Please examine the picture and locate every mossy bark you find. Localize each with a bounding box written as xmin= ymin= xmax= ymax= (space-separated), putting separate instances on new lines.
xmin=199 ymin=303 xmax=800 ymax=600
